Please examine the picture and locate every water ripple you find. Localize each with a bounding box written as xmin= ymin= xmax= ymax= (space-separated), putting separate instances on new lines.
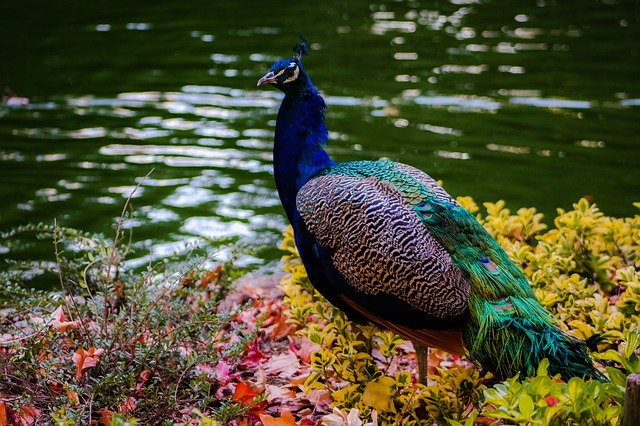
xmin=414 ymin=95 xmax=501 ymax=111
xmin=510 ymin=97 xmax=591 ymax=109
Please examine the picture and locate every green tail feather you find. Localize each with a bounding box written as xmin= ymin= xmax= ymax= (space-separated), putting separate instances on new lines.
xmin=462 ymin=295 xmax=605 ymax=381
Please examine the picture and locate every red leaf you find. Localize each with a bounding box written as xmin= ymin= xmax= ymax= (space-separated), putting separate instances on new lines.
xmin=136 ymin=369 xmax=152 ymax=391
xmin=244 ymin=340 xmax=267 ymax=367
xmin=18 ymin=405 xmax=40 ymax=426
xmin=215 ymin=360 xmax=235 ymax=385
xmin=290 ymin=337 xmax=320 ymax=364
xmin=544 ymin=395 xmax=559 ymax=407
xmin=265 ymin=314 xmax=296 ymax=340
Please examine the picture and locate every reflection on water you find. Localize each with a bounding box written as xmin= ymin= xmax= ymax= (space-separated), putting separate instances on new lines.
xmin=0 ymin=0 xmax=638 ymax=276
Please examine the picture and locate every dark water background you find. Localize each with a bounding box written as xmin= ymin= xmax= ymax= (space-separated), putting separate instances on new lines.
xmin=1 ymin=0 xmax=638 ymax=276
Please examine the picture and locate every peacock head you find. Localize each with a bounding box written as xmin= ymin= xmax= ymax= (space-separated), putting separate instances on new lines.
xmin=257 ymin=38 xmax=312 ymax=94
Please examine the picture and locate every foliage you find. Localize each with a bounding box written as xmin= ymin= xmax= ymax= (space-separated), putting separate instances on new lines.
xmin=280 ymin=198 xmax=640 ymax=425
xmin=0 ymin=222 xmax=261 ymax=424
xmin=1 ymin=197 xmax=638 ymax=425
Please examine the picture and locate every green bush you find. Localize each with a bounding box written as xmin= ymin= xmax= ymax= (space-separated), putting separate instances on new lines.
xmin=280 ymin=198 xmax=640 ymax=425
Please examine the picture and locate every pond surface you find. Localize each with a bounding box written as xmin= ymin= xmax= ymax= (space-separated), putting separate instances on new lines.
xmin=1 ymin=0 xmax=639 ymax=275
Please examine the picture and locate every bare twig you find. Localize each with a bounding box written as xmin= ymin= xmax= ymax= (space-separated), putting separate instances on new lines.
xmin=105 ymin=167 xmax=154 ymax=284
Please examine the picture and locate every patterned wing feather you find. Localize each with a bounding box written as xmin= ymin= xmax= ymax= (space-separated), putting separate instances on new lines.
xmin=296 ymin=172 xmax=471 ymax=324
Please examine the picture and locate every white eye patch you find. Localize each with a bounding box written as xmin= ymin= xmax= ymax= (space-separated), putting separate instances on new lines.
xmin=283 ymin=66 xmax=300 ymax=84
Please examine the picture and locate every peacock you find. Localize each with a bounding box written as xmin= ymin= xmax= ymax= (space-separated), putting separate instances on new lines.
xmin=257 ymin=39 xmax=603 ymax=382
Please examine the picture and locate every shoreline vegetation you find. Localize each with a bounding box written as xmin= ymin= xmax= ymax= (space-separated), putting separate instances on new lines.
xmin=1 ymin=197 xmax=639 ymax=425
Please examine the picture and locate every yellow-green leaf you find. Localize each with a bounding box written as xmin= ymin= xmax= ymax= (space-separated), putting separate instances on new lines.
xmin=362 ymin=376 xmax=396 ymax=413
xmin=518 ymin=393 xmax=534 ymax=418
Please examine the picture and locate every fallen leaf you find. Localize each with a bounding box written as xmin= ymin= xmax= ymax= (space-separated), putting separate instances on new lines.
xmin=321 ymin=408 xmax=363 ymax=426
xmin=18 ymin=405 xmax=40 ymax=426
xmin=51 ymin=306 xmax=80 ymax=332
xmin=72 ymin=347 xmax=105 ymax=380
xmin=244 ymin=340 xmax=267 ymax=367
xmin=200 ymin=265 xmax=223 ymax=287
xmin=98 ymin=408 xmax=114 ymax=426
xmin=232 ymin=381 xmax=267 ymax=417
xmin=49 ymin=381 xmax=64 ymax=395
xmin=118 ymin=396 xmax=137 ymax=414
xmin=265 ymin=314 xmax=296 ymax=340
xmin=365 ymin=410 xmax=379 ymax=426
xmin=232 ymin=381 xmax=260 ymax=406
xmin=262 ymin=351 xmax=300 ymax=379
xmin=215 ymin=360 xmax=234 ymax=385
xmin=265 ymin=384 xmax=295 ymax=402
xmin=291 ymin=337 xmax=321 ymax=364
xmin=304 ymin=389 xmax=332 ymax=406
xmin=0 ymin=402 xmax=8 ymax=426
xmin=259 ymin=409 xmax=297 ymax=426
xmin=136 ymin=369 xmax=152 ymax=391
xmin=66 ymin=389 xmax=79 ymax=406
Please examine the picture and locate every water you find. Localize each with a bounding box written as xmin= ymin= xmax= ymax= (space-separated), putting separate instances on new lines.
xmin=1 ymin=0 xmax=639 ymax=276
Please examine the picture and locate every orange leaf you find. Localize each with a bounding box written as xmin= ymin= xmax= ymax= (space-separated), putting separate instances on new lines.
xmin=232 ymin=381 xmax=259 ymax=406
xmin=0 ymin=402 xmax=8 ymax=426
xmin=98 ymin=409 xmax=114 ymax=426
xmin=66 ymin=389 xmax=79 ymax=406
xmin=200 ymin=265 xmax=223 ymax=287
xmin=51 ymin=306 xmax=80 ymax=332
xmin=232 ymin=380 xmax=267 ymax=416
xmin=259 ymin=410 xmax=297 ymax=426
xmin=179 ymin=270 xmax=197 ymax=288
xmin=72 ymin=347 xmax=105 ymax=380
xmin=265 ymin=314 xmax=296 ymax=340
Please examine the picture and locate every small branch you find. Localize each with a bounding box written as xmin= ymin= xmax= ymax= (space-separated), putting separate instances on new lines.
xmin=105 ymin=167 xmax=154 ymax=284
xmin=52 ymin=219 xmax=93 ymax=347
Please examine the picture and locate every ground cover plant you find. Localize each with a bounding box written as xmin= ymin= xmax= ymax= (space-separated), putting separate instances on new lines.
xmin=0 ymin=197 xmax=638 ymax=425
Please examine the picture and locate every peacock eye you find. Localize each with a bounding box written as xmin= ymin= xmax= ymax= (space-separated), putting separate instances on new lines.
xmin=288 ymin=62 xmax=297 ymax=69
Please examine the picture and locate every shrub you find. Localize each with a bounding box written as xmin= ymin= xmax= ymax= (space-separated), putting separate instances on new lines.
xmin=280 ymin=198 xmax=640 ymax=425
xmin=0 ymin=222 xmax=260 ymax=424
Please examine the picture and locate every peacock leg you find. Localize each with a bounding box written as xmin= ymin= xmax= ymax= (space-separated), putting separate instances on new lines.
xmin=414 ymin=342 xmax=429 ymax=385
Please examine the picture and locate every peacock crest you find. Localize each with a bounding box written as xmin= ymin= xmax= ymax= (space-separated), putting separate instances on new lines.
xmin=292 ymin=36 xmax=309 ymax=60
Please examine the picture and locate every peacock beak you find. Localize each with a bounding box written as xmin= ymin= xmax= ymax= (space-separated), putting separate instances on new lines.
xmin=257 ymin=71 xmax=278 ymax=86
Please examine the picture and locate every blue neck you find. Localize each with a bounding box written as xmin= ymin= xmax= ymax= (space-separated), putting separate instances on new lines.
xmin=273 ymin=86 xmax=334 ymax=222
